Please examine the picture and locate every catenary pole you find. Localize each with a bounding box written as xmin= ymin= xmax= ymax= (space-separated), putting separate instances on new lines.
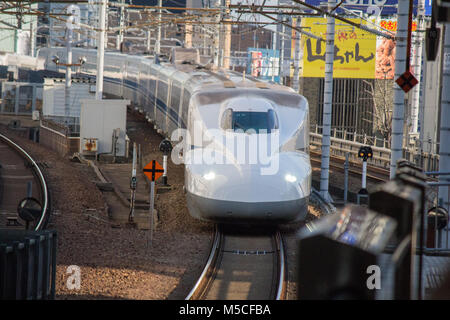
xmin=319 ymin=0 xmax=336 ymax=203
xmin=438 ymin=24 xmax=450 ymax=223
xmin=291 ymin=3 xmax=300 ymax=92
xmin=223 ymin=0 xmax=231 ymax=69
xmin=65 ymin=26 xmax=72 ymax=117
xmin=280 ymin=21 xmax=285 ymax=84
xmin=410 ymin=0 xmax=426 ymax=134
xmin=213 ymin=0 xmax=221 ymax=67
xmin=96 ymin=0 xmax=107 ymax=100
xmin=389 ymin=0 xmax=410 ymax=178
xmin=155 ymin=0 xmax=162 ymax=55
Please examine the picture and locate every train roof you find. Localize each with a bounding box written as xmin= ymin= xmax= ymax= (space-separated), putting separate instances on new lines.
xmin=39 ymin=47 xmax=299 ymax=97
xmin=158 ymin=59 xmax=295 ymax=95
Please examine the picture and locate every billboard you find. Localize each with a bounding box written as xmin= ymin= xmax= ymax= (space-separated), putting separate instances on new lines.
xmin=300 ymin=0 xmax=432 ymax=16
xmin=247 ymin=48 xmax=280 ymax=83
xmin=376 ymin=19 xmax=417 ymax=79
xmin=300 ymin=18 xmax=376 ymax=78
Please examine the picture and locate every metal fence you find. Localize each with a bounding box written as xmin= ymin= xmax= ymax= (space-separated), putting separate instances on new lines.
xmin=311 ymin=125 xmax=440 ymax=172
xmin=316 ymin=78 xmax=375 ymax=136
xmin=40 ymin=117 xmax=80 ymax=157
xmin=41 ymin=115 xmax=80 ymax=136
xmin=0 ymin=230 xmax=57 ymax=300
xmin=0 ymin=82 xmax=43 ymax=115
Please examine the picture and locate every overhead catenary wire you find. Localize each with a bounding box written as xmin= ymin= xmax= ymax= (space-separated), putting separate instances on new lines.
xmin=230 ymin=1 xmax=395 ymax=40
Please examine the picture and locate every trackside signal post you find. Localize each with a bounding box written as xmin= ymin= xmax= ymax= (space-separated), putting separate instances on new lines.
xmin=357 ymin=146 xmax=373 ymax=205
xmin=143 ymin=160 xmax=164 ymax=244
xmin=159 ymin=139 xmax=173 ymax=186
xmin=129 ymin=142 xmax=138 ymax=222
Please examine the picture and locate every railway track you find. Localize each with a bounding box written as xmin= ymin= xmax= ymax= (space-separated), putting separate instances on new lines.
xmin=186 ymin=225 xmax=287 ymax=300
xmin=0 ymin=133 xmax=51 ymax=230
xmin=310 ymin=150 xmax=389 ymax=183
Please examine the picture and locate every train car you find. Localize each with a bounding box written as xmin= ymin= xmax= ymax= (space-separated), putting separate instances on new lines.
xmin=38 ymin=47 xmax=311 ymax=224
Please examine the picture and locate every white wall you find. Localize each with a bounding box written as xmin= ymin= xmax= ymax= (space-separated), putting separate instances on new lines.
xmin=43 ymin=78 xmax=96 ymax=118
xmin=80 ymin=99 xmax=130 ymax=157
xmin=421 ymin=25 xmax=444 ymax=154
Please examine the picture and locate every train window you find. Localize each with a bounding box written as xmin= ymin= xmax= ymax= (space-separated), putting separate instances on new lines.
xmin=181 ymin=90 xmax=191 ymax=128
xmin=221 ymin=109 xmax=279 ymax=133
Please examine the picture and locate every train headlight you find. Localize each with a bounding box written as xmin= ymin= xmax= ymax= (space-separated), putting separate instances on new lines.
xmin=203 ymin=172 xmax=216 ymax=180
xmin=285 ymin=174 xmax=297 ymax=183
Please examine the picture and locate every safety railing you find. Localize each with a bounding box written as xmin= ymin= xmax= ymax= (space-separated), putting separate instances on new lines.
xmin=310 ymin=125 xmax=440 ymax=172
xmin=0 ymin=230 xmax=57 ymax=300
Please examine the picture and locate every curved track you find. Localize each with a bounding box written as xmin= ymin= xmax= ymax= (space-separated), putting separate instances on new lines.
xmin=186 ymin=225 xmax=287 ymax=300
xmin=0 ymin=133 xmax=51 ymax=230
xmin=310 ymin=187 xmax=336 ymax=215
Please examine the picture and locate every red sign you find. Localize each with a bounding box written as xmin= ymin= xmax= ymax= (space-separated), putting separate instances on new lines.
xmin=395 ymin=70 xmax=418 ymax=93
xmin=143 ymin=160 xmax=164 ymax=182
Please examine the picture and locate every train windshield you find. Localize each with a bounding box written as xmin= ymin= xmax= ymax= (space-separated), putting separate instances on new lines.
xmin=221 ymin=109 xmax=279 ymax=133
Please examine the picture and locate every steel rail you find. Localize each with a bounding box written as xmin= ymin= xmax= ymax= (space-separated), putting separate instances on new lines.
xmin=186 ymin=225 xmax=287 ymax=300
xmin=310 ymin=151 xmax=389 ymax=183
xmin=185 ymin=225 xmax=222 ymax=300
xmin=274 ymin=230 xmax=287 ymax=300
xmin=0 ymin=133 xmax=50 ymax=230
xmin=311 ymin=187 xmax=336 ymax=215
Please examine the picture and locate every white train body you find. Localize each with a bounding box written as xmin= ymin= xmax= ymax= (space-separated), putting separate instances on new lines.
xmin=38 ymin=47 xmax=312 ymax=224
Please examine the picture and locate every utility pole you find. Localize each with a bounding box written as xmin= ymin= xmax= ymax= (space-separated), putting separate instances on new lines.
xmin=438 ymin=24 xmax=450 ymax=220
xmin=96 ymin=0 xmax=107 ymax=100
xmin=88 ymin=0 xmax=96 ymax=48
xmin=29 ymin=1 xmax=35 ymax=57
xmin=48 ymin=2 xmax=53 ymax=48
xmin=155 ymin=0 xmax=162 ymax=55
xmin=389 ymin=0 xmax=410 ymax=178
xmin=410 ymin=0 xmax=426 ymax=134
xmin=319 ymin=0 xmax=336 ymax=203
xmin=118 ymin=0 xmax=125 ymax=50
xmin=291 ymin=13 xmax=300 ymax=92
xmin=280 ymin=21 xmax=285 ymax=85
xmin=147 ymin=29 xmax=151 ymax=52
xmin=185 ymin=21 xmax=192 ymax=48
xmin=65 ymin=4 xmax=80 ymax=118
xmin=203 ymin=16 xmax=207 ymax=55
xmin=213 ymin=0 xmax=221 ymax=67
xmin=223 ymin=0 xmax=231 ymax=69
xmin=65 ymin=26 xmax=73 ymax=117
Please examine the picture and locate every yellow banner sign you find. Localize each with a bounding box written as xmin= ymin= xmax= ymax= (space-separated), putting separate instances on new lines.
xmin=301 ymin=18 xmax=376 ymax=79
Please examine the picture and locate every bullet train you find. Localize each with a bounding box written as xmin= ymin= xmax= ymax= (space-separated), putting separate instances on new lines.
xmin=38 ymin=47 xmax=311 ymax=224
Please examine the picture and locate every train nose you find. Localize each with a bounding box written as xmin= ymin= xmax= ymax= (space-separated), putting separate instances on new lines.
xmin=185 ymin=152 xmax=311 ymax=223
xmin=217 ymin=165 xmax=308 ymax=202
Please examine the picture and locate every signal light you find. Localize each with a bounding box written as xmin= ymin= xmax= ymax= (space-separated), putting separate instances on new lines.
xmin=434 ymin=0 xmax=450 ymax=22
xmin=426 ymin=26 xmax=441 ymax=61
xmin=358 ymin=146 xmax=373 ymax=161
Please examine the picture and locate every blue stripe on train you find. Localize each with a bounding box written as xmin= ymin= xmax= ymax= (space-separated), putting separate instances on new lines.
xmin=104 ymin=75 xmax=186 ymax=128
